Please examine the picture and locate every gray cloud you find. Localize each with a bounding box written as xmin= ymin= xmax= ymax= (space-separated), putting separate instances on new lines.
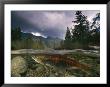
xmin=11 ymin=10 xmax=99 ymax=39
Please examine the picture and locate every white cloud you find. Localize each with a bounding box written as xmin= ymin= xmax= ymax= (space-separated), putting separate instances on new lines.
xmin=31 ymin=32 xmax=47 ymax=38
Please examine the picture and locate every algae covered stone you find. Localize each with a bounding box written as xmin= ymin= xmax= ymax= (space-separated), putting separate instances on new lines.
xmin=11 ymin=56 xmax=27 ymax=77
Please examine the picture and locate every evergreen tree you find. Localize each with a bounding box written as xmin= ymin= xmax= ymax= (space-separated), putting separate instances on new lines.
xmin=11 ymin=26 xmax=21 ymax=41
xmin=64 ymin=27 xmax=72 ymax=49
xmin=72 ymin=11 xmax=90 ymax=44
xmin=91 ymin=13 xmax=100 ymax=30
xmin=65 ymin=27 xmax=71 ymax=41
xmin=90 ymin=13 xmax=100 ymax=45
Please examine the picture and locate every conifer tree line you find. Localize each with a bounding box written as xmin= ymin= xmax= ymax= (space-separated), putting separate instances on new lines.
xmin=11 ymin=11 xmax=100 ymax=50
xmin=64 ymin=11 xmax=100 ymax=49
xmin=11 ymin=26 xmax=45 ymax=50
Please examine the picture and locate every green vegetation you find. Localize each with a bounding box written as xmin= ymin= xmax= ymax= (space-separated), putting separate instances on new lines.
xmin=11 ymin=11 xmax=100 ymax=77
xmin=11 ymin=11 xmax=100 ymax=50
xmin=11 ymin=28 xmax=45 ymax=50
xmin=63 ymin=11 xmax=100 ymax=49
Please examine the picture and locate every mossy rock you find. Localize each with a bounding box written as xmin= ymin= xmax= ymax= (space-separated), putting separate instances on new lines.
xmin=11 ymin=56 xmax=27 ymax=77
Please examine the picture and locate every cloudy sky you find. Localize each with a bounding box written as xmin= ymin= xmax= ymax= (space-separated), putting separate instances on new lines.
xmin=11 ymin=10 xmax=99 ymax=39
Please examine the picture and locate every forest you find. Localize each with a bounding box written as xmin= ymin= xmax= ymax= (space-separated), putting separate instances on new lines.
xmin=11 ymin=11 xmax=100 ymax=50
xmin=11 ymin=11 xmax=100 ymax=77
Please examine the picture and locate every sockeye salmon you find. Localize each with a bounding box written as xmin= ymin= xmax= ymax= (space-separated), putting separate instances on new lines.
xmin=32 ymin=54 xmax=90 ymax=71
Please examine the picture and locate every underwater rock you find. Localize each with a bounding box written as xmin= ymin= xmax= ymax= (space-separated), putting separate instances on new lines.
xmin=35 ymin=64 xmax=46 ymax=72
xmin=11 ymin=56 xmax=27 ymax=77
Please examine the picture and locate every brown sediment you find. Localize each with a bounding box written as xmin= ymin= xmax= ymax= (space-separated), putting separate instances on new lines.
xmin=44 ymin=54 xmax=90 ymax=71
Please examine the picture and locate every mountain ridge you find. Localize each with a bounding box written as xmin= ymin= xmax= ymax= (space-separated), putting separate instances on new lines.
xmin=21 ymin=32 xmax=63 ymax=49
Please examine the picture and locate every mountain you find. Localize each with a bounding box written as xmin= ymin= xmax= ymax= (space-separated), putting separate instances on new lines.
xmin=21 ymin=32 xmax=63 ymax=49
